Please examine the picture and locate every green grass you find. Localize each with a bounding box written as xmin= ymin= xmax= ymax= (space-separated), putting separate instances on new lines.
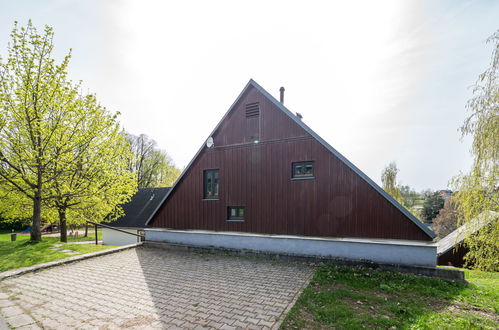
xmin=282 ymin=264 xmax=498 ymax=329
xmin=0 ymin=231 xmax=114 ymax=273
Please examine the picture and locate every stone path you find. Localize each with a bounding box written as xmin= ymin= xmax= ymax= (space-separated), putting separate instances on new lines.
xmin=0 ymin=247 xmax=313 ymax=329
xmin=48 ymin=244 xmax=80 ymax=255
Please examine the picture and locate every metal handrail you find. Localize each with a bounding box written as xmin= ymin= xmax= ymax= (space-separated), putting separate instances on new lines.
xmin=86 ymin=220 xmax=145 ymax=245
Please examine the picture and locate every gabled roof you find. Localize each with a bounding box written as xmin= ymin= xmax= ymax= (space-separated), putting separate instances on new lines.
xmin=107 ymin=187 xmax=170 ymax=228
xmin=145 ymin=79 xmax=436 ymax=239
xmin=437 ymin=211 xmax=497 ymax=256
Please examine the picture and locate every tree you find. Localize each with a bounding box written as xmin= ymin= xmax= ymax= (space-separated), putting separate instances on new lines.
xmin=127 ymin=134 xmax=180 ymax=188
xmin=44 ymin=94 xmax=136 ymax=242
xmin=0 ymin=21 xmax=79 ymax=241
xmin=453 ymin=31 xmax=499 ymax=271
xmin=381 ymin=162 xmax=403 ymax=203
xmin=431 ymin=196 xmax=460 ymax=238
xmin=421 ymin=191 xmax=444 ymax=224
xmin=399 ymin=185 xmax=420 ymax=208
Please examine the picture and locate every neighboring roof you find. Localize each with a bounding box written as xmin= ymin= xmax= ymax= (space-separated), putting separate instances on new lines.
xmin=437 ymin=211 xmax=497 ymax=256
xmin=107 ymin=187 xmax=170 ymax=228
xmin=145 ymin=79 xmax=436 ymax=239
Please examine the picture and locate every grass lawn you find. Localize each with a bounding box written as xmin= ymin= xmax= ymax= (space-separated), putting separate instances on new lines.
xmin=0 ymin=230 xmax=114 ymax=273
xmin=282 ymin=264 xmax=498 ymax=329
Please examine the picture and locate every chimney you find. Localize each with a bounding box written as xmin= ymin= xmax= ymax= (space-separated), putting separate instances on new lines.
xmin=279 ymin=87 xmax=285 ymax=104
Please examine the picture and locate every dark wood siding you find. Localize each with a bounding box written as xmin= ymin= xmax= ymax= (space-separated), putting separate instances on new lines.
xmin=150 ymin=85 xmax=432 ymax=241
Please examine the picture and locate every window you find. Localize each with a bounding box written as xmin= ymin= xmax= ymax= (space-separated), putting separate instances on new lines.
xmin=292 ymin=161 xmax=314 ymax=179
xmin=204 ymin=169 xmax=219 ymax=199
xmin=227 ymin=206 xmax=245 ymax=221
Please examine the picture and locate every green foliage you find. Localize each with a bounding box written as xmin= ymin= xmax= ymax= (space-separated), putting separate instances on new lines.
xmin=453 ymin=30 xmax=499 ymax=272
xmin=0 ymin=21 xmax=137 ymax=241
xmin=0 ymin=21 xmax=79 ymax=240
xmin=44 ymin=93 xmax=137 ymax=241
xmin=381 ymin=161 xmax=403 ymax=203
xmin=127 ymin=133 xmax=180 ymax=188
xmin=0 ymin=215 xmax=29 ymax=230
xmin=400 ymin=185 xmax=421 ymax=208
xmin=422 ymin=191 xmax=445 ymax=223
xmin=282 ymin=264 xmax=499 ymax=329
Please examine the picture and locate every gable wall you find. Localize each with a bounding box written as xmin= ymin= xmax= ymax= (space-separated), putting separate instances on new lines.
xmin=150 ymin=86 xmax=431 ymax=241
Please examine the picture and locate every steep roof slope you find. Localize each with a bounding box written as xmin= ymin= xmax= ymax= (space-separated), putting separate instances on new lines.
xmin=437 ymin=211 xmax=497 ymax=255
xmin=107 ymin=187 xmax=170 ymax=228
xmin=145 ymin=79 xmax=435 ymax=239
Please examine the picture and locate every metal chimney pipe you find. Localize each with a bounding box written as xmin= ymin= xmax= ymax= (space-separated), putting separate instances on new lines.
xmin=279 ymin=87 xmax=285 ymax=104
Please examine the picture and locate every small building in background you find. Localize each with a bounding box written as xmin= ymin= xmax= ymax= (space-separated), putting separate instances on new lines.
xmin=102 ymin=187 xmax=170 ymax=245
xmin=437 ymin=211 xmax=497 ymax=267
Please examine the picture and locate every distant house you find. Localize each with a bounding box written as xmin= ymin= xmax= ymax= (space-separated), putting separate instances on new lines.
xmin=437 ymin=211 xmax=497 ymax=267
xmin=144 ymin=79 xmax=437 ymax=267
xmin=102 ymin=187 xmax=170 ymax=245
xmin=438 ymin=190 xmax=453 ymax=199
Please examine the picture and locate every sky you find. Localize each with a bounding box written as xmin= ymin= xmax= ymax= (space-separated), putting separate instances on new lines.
xmin=0 ymin=0 xmax=497 ymax=191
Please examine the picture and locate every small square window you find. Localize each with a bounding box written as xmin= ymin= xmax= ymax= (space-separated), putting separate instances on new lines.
xmin=292 ymin=161 xmax=314 ymax=179
xmin=227 ymin=206 xmax=245 ymax=221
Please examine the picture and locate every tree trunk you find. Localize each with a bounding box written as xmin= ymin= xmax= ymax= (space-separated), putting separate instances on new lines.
xmin=59 ymin=210 xmax=68 ymax=243
xmin=84 ymin=223 xmax=88 ymax=237
xmin=30 ymin=192 xmax=42 ymax=241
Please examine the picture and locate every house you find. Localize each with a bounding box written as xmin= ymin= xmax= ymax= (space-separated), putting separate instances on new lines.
xmin=437 ymin=211 xmax=497 ymax=267
xmin=102 ymin=187 xmax=170 ymax=245
xmin=144 ymin=79 xmax=437 ymax=266
xmin=438 ymin=189 xmax=453 ymax=199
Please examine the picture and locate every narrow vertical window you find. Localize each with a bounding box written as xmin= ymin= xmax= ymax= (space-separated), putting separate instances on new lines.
xmin=204 ymin=169 xmax=219 ymax=199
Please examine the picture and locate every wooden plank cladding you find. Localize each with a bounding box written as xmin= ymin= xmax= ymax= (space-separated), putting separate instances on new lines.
xmin=149 ymin=80 xmax=434 ymax=241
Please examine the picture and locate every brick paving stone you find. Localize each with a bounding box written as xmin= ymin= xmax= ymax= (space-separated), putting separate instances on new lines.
xmin=0 ymin=247 xmax=312 ymax=328
xmin=5 ymin=314 xmax=35 ymax=327
xmin=0 ymin=300 xmax=14 ymax=308
xmin=14 ymin=324 xmax=43 ymax=330
xmin=1 ymin=305 xmax=23 ymax=317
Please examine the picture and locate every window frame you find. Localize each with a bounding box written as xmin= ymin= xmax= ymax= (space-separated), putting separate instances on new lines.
xmin=227 ymin=206 xmax=245 ymax=222
xmin=203 ymin=169 xmax=219 ymax=200
xmin=291 ymin=161 xmax=315 ymax=180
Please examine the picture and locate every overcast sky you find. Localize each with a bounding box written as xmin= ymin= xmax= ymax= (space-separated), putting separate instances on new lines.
xmin=1 ymin=0 xmax=498 ymax=191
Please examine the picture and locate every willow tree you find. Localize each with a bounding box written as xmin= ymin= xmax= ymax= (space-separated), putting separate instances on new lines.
xmin=0 ymin=21 xmax=78 ymax=241
xmin=381 ymin=162 xmax=403 ymax=203
xmin=453 ymin=31 xmax=499 ymax=271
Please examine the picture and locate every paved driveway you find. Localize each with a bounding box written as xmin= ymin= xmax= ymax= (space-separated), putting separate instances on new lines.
xmin=0 ymin=247 xmax=313 ymax=329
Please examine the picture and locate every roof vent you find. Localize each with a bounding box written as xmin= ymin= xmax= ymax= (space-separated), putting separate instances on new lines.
xmin=279 ymin=87 xmax=285 ymax=104
xmin=245 ymin=102 xmax=260 ymax=118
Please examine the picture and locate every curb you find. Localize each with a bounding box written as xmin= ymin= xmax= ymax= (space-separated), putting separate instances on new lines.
xmin=272 ymin=270 xmax=313 ymax=329
xmin=0 ymin=242 xmax=142 ymax=281
xmin=143 ymin=241 xmax=465 ymax=281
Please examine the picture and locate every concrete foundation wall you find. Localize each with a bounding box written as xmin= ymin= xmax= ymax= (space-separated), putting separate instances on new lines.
xmin=102 ymin=228 xmax=140 ymax=246
xmin=145 ymin=229 xmax=437 ymax=267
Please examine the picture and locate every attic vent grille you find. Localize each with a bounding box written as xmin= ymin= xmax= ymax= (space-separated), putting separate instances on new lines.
xmin=245 ymin=102 xmax=260 ymax=118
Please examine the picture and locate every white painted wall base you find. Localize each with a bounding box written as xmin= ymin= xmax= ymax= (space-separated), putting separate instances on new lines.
xmin=145 ymin=229 xmax=437 ymax=267
xmin=102 ymin=228 xmax=141 ymax=246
